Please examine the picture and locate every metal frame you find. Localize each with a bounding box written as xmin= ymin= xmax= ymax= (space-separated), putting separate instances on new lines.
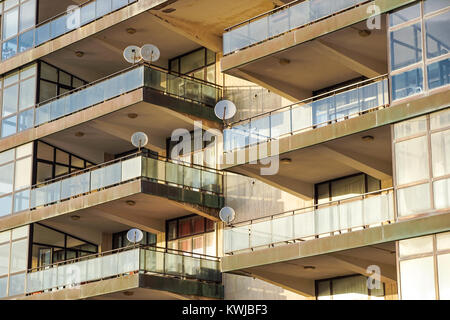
xmin=397 ymin=232 xmax=450 ymax=300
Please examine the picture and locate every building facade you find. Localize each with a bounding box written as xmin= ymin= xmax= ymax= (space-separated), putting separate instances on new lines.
xmin=0 ymin=0 xmax=448 ymax=300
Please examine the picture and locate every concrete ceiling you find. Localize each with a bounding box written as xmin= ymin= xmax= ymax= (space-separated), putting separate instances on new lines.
xmin=237 ymin=242 xmax=396 ymax=296
xmin=87 ymin=287 xmax=187 ymax=300
xmin=43 ymin=191 xmax=201 ymax=240
xmin=43 ymin=101 xmax=202 ymax=163
xmin=226 ymin=17 xmax=388 ymax=101
xmin=152 ymin=0 xmax=286 ymax=45
xmin=42 ymin=0 xmax=284 ymax=82
xmin=43 ymin=11 xmax=202 ymax=82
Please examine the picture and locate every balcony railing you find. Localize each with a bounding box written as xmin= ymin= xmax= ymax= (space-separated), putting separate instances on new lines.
xmin=224 ymin=188 xmax=394 ymax=254
xmin=26 ymin=245 xmax=221 ymax=296
xmin=3 ymin=152 xmax=224 ymax=217
xmin=34 ymin=63 xmax=222 ymax=127
xmin=223 ymin=0 xmax=369 ymax=55
xmin=223 ymin=75 xmax=389 ymax=152
xmin=1 ymin=0 xmax=138 ymax=61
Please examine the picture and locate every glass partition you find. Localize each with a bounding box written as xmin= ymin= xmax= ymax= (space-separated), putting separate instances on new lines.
xmin=29 ymin=64 xmax=219 ymax=129
xmin=0 ymin=0 xmax=138 ymax=61
xmin=26 ymin=245 xmax=221 ymax=296
xmin=224 ymin=76 xmax=388 ymax=152
xmin=223 ymin=0 xmax=365 ymax=55
xmin=11 ymin=153 xmax=224 ymax=213
xmin=224 ymin=189 xmax=394 ymax=254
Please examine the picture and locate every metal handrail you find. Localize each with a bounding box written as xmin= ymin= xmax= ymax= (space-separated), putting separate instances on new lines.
xmin=224 ymin=0 xmax=369 ymax=35
xmin=27 ymin=243 xmax=220 ymax=274
xmin=228 ymin=74 xmax=388 ymax=127
xmin=224 ymin=0 xmax=304 ymax=32
xmin=227 ymin=187 xmax=394 ymax=227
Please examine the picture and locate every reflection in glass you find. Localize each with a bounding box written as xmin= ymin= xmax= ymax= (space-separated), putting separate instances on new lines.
xmin=425 ymin=11 xmax=450 ymax=59
xmin=391 ymin=68 xmax=423 ymax=101
xmin=427 ymin=58 xmax=449 ymax=90
xmin=390 ymin=23 xmax=422 ymax=70
xmin=389 ymin=3 xmax=421 ymax=27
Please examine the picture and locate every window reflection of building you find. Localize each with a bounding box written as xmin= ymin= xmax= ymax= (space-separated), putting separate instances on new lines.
xmin=393 ymin=108 xmax=450 ymax=218
xmin=167 ymin=215 xmax=216 ymax=256
xmin=389 ymin=1 xmax=449 ymax=101
xmin=29 ymin=223 xmax=98 ymax=269
xmin=1 ymin=0 xmax=37 ymax=60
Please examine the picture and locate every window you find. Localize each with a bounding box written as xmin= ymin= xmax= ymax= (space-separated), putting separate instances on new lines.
xmin=425 ymin=10 xmax=450 ymax=59
xmin=427 ymin=58 xmax=450 ymax=90
xmin=398 ymin=232 xmax=450 ymax=300
xmin=317 ymin=275 xmax=385 ymax=300
xmin=315 ymin=173 xmax=381 ymax=204
xmin=389 ymin=1 xmax=450 ymax=101
xmin=390 ymin=23 xmax=422 ymax=71
xmin=166 ymin=215 xmax=216 ymax=256
xmin=112 ymin=230 xmax=156 ymax=249
xmin=391 ymin=67 xmax=424 ymax=101
xmin=38 ymin=61 xmax=87 ymax=103
xmin=30 ymin=223 xmax=98 ymax=269
xmin=395 ymin=136 xmax=429 ymax=185
xmin=169 ymin=48 xmax=216 ymax=83
xmin=0 ymin=63 xmax=37 ymax=137
xmin=0 ymin=225 xmax=29 ymax=298
xmin=0 ymin=142 xmax=32 ymax=216
xmin=393 ymin=109 xmax=450 ymax=217
xmin=1 ymin=0 xmax=36 ymax=60
xmin=34 ymin=140 xmax=94 ymax=184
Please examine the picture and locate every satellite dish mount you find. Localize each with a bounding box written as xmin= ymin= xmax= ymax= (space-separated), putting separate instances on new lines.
xmin=131 ymin=132 xmax=149 ymax=152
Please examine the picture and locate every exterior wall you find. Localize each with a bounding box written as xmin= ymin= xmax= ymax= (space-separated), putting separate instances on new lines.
xmin=223 ymin=273 xmax=308 ymax=300
xmin=225 ymin=172 xmax=312 ymax=224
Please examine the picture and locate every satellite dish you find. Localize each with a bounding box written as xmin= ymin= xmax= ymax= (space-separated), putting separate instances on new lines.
xmin=131 ymin=132 xmax=148 ymax=150
xmin=126 ymin=228 xmax=144 ymax=244
xmin=219 ymin=207 xmax=236 ymax=224
xmin=123 ymin=45 xmax=142 ymax=64
xmin=214 ymin=100 xmax=237 ymax=121
xmin=141 ymin=44 xmax=160 ymax=63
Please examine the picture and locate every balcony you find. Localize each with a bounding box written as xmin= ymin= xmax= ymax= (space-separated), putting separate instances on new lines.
xmin=223 ymin=0 xmax=368 ymax=56
xmin=0 ymin=63 xmax=222 ymax=153
xmin=0 ymin=152 xmax=224 ymax=232
xmin=1 ymin=0 xmax=139 ymax=62
xmin=35 ymin=64 xmax=221 ymax=127
xmin=224 ymin=75 xmax=388 ymax=152
xmin=31 ymin=152 xmax=222 ymax=209
xmin=224 ymin=188 xmax=394 ymax=254
xmin=25 ymin=245 xmax=222 ymax=299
